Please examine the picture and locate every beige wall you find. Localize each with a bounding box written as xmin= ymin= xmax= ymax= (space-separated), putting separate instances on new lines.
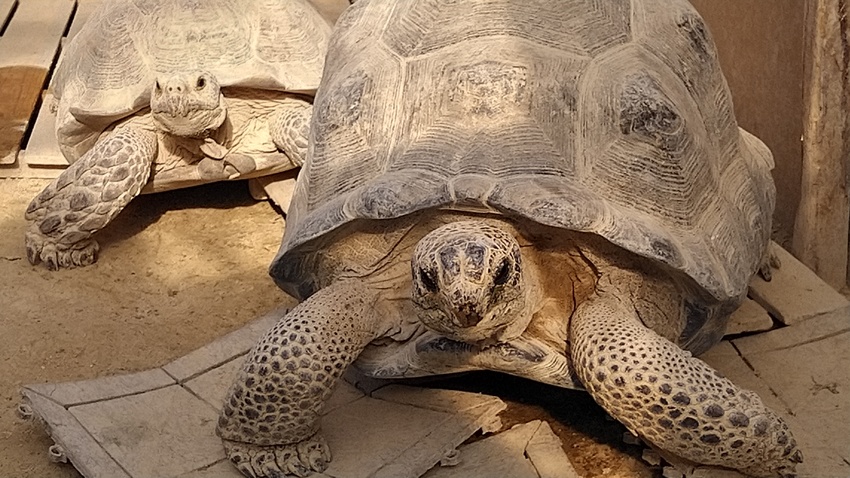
xmin=690 ymin=0 xmax=805 ymax=246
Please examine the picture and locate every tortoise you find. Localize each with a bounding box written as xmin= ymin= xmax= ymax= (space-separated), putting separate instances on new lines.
xmin=217 ymin=0 xmax=802 ymax=476
xmin=24 ymin=0 xmax=332 ymax=270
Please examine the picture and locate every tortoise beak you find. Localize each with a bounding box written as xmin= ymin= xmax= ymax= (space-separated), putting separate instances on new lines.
xmin=450 ymin=302 xmax=484 ymax=328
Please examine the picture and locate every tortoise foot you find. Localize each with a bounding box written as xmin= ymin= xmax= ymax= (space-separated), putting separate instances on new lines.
xmin=223 ymin=435 xmax=331 ymax=478
xmin=25 ymin=232 xmax=99 ymax=270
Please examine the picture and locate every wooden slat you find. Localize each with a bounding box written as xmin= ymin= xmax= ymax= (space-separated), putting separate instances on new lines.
xmin=21 ymin=0 xmax=105 ymax=168
xmin=66 ymin=0 xmax=102 ymax=40
xmin=0 ymin=0 xmax=75 ymax=164
xmin=0 ymin=0 xmax=17 ymax=28
xmin=792 ymin=0 xmax=850 ymax=290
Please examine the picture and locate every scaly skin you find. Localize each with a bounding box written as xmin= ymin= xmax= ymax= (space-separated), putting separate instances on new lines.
xmin=570 ymin=294 xmax=803 ymax=477
xmin=270 ymin=99 xmax=312 ymax=167
xmin=217 ymin=281 xmax=388 ymax=478
xmin=25 ymin=126 xmax=156 ymax=270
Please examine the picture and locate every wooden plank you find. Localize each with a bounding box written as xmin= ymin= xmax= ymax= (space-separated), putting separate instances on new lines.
xmin=791 ymin=0 xmax=850 ymax=290
xmin=0 ymin=0 xmax=75 ymax=164
xmin=369 ymin=400 xmax=508 ymax=478
xmin=16 ymin=90 xmax=64 ymax=166
xmin=67 ymin=0 xmax=103 ymax=40
xmin=25 ymin=0 xmax=106 ymax=168
xmin=748 ymin=243 xmax=849 ymax=325
xmin=732 ymin=310 xmax=850 ymax=475
xmin=0 ymin=0 xmax=16 ymax=28
xmin=0 ymin=158 xmax=62 ymax=178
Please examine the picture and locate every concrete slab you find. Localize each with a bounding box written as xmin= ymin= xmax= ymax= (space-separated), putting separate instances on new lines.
xmin=700 ymin=307 xmax=850 ymax=478
xmin=423 ymin=420 xmax=580 ymax=478
xmin=725 ymin=297 xmax=774 ymax=336
xmin=20 ymin=315 xmax=506 ymax=478
xmin=749 ymin=244 xmax=849 ymax=325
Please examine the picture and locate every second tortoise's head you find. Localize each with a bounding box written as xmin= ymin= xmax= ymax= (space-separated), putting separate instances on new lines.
xmin=150 ymin=71 xmax=227 ymax=138
xmin=412 ymin=221 xmax=530 ymax=344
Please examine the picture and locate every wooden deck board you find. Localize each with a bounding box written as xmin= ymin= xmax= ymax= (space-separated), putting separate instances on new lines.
xmin=25 ymin=0 xmax=104 ymax=168
xmin=0 ymin=0 xmax=17 ymax=29
xmin=0 ymin=0 xmax=74 ymax=165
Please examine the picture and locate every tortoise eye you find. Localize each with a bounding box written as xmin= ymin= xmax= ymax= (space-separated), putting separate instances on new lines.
xmin=419 ymin=269 xmax=438 ymax=292
xmin=493 ymin=259 xmax=511 ymax=286
xmin=196 ymin=77 xmax=206 ymax=90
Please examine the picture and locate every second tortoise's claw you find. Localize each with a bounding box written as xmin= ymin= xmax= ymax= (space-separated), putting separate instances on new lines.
xmin=222 ymin=436 xmax=330 ymax=478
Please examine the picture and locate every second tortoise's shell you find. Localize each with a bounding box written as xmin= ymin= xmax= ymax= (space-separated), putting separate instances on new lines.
xmin=274 ymin=0 xmax=776 ymax=303
xmin=53 ymin=0 xmax=331 ymax=127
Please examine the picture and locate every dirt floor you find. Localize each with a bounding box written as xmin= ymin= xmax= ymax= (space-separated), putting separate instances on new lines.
xmin=0 ymin=178 xmax=653 ymax=478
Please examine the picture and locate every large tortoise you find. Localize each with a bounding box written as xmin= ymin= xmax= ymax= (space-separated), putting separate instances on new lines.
xmin=217 ymin=0 xmax=802 ymax=476
xmin=24 ymin=0 xmax=332 ymax=270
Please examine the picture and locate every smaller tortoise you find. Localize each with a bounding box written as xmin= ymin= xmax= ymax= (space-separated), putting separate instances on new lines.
xmin=25 ymin=0 xmax=331 ymax=270
xmin=218 ymin=1 xmax=801 ymax=477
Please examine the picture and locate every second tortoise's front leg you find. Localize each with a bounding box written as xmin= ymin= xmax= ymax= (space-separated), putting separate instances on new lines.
xmin=217 ymin=281 xmax=389 ymax=478
xmin=25 ymin=126 xmax=157 ymax=269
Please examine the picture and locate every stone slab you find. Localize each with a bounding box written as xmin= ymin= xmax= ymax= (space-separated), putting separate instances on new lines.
xmin=69 ymin=385 xmax=224 ymax=478
xmin=724 ymin=297 xmax=773 ymax=336
xmin=24 ymin=368 xmax=176 ymax=406
xmin=423 ymin=420 xmax=580 ymax=478
xmin=749 ymin=243 xmax=849 ymax=325
xmin=22 ymin=313 xmax=507 ymax=478
xmin=525 ymin=421 xmax=582 ymax=478
xmin=700 ymin=311 xmax=850 ymax=478
xmin=20 ymin=390 xmax=132 ymax=478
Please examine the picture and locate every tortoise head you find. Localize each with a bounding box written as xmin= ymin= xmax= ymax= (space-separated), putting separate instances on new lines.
xmin=151 ymin=71 xmax=227 ymax=138
xmin=412 ymin=221 xmax=530 ymax=344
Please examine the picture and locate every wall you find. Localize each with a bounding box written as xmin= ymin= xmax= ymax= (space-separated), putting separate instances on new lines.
xmin=689 ymin=0 xmax=806 ymax=246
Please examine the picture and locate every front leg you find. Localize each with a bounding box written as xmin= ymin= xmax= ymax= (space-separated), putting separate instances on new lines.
xmin=217 ymin=281 xmax=388 ymax=478
xmin=270 ymin=98 xmax=312 ymax=167
xmin=25 ymin=127 xmax=156 ymax=270
xmin=570 ymin=295 xmax=802 ymax=478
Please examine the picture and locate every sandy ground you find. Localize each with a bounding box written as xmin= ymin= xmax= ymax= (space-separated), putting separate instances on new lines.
xmin=0 ymin=178 xmax=652 ymax=478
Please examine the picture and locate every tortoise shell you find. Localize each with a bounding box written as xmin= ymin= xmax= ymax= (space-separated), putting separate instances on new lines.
xmin=274 ymin=0 xmax=775 ymax=304
xmin=53 ymin=0 xmax=331 ymax=138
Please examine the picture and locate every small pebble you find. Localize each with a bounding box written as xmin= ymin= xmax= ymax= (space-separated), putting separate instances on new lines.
xmin=622 ymin=431 xmax=642 ymax=445
xmin=642 ymin=448 xmax=661 ymax=466
xmin=663 ymin=466 xmax=685 ymax=478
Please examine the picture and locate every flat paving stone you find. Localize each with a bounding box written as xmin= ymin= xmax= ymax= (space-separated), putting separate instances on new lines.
xmin=748 ymin=244 xmax=849 ymax=325
xmin=423 ymin=420 xmax=580 ymax=478
xmin=21 ymin=315 xmax=506 ymax=478
xmin=70 ymin=385 xmax=223 ymax=478
xmin=701 ymin=307 xmax=850 ymax=478
xmin=725 ymin=297 xmax=774 ymax=336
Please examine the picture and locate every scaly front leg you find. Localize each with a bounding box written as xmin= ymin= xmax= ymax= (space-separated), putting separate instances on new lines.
xmin=217 ymin=281 xmax=388 ymax=478
xmin=25 ymin=126 xmax=156 ymax=269
xmin=570 ymin=294 xmax=802 ymax=478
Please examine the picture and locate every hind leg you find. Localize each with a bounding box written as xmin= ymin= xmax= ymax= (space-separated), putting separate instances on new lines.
xmin=570 ymin=295 xmax=802 ymax=478
xmin=25 ymin=127 xmax=156 ymax=270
